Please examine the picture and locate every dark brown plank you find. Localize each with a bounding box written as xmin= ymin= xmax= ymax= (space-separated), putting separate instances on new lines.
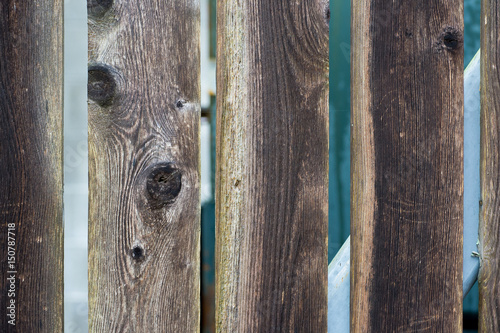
xmin=350 ymin=1 xmax=464 ymax=331
xmin=479 ymin=1 xmax=500 ymax=331
xmin=0 ymin=1 xmax=64 ymax=331
xmin=87 ymin=0 xmax=200 ymax=331
xmin=215 ymin=0 xmax=329 ymax=331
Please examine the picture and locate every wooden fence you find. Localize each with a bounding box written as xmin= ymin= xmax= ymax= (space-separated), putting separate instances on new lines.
xmin=0 ymin=1 xmax=64 ymax=331
xmin=351 ymin=1 xmax=464 ymax=331
xmin=0 ymin=0 xmax=498 ymax=332
xmin=479 ymin=0 xmax=500 ymax=331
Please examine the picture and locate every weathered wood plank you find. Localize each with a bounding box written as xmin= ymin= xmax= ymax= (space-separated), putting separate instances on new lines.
xmin=0 ymin=1 xmax=64 ymax=331
xmin=479 ymin=1 xmax=500 ymax=331
xmin=215 ymin=0 xmax=329 ymax=331
xmin=350 ymin=1 xmax=464 ymax=331
xmin=88 ymin=0 xmax=200 ymax=331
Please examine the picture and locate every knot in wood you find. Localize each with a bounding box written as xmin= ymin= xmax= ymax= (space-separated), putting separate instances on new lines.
xmin=443 ymin=33 xmax=459 ymax=49
xmin=146 ymin=163 xmax=182 ymax=209
xmin=435 ymin=27 xmax=463 ymax=52
xmin=131 ymin=245 xmax=145 ymax=261
xmin=88 ymin=0 xmax=113 ymax=17
xmin=176 ymin=99 xmax=186 ymax=108
xmin=88 ymin=65 xmax=117 ymax=107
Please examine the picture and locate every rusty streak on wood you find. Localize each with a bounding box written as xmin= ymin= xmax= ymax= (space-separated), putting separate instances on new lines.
xmin=351 ymin=1 xmax=463 ymax=331
xmin=215 ymin=0 xmax=329 ymax=331
xmin=0 ymin=1 xmax=64 ymax=331
xmin=479 ymin=1 xmax=500 ymax=331
xmin=88 ymin=0 xmax=200 ymax=331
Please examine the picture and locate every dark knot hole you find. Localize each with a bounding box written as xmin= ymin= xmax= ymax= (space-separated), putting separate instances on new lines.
xmin=443 ymin=32 xmax=459 ymax=49
xmin=131 ymin=245 xmax=145 ymax=261
xmin=146 ymin=163 xmax=182 ymax=209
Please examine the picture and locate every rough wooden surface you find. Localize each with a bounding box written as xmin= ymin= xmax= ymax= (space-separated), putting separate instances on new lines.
xmin=215 ymin=0 xmax=329 ymax=331
xmin=479 ymin=1 xmax=500 ymax=331
xmin=350 ymin=1 xmax=464 ymax=331
xmin=0 ymin=1 xmax=64 ymax=331
xmin=88 ymin=0 xmax=200 ymax=331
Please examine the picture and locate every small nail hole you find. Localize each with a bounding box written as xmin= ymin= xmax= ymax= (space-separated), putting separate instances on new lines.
xmin=131 ymin=245 xmax=145 ymax=261
xmin=176 ymin=100 xmax=185 ymax=108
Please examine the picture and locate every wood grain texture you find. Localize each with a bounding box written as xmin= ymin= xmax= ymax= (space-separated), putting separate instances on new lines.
xmin=479 ymin=1 xmax=500 ymax=331
xmin=0 ymin=1 xmax=64 ymax=332
xmin=351 ymin=1 xmax=464 ymax=332
xmin=88 ymin=0 xmax=200 ymax=331
xmin=215 ymin=0 xmax=329 ymax=331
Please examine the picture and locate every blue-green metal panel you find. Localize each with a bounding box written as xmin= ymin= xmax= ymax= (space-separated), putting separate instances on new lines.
xmin=328 ymin=0 xmax=351 ymax=262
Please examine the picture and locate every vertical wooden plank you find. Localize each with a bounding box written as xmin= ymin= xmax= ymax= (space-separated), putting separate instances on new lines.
xmin=351 ymin=1 xmax=463 ymax=332
xmin=215 ymin=0 xmax=329 ymax=331
xmin=87 ymin=0 xmax=200 ymax=331
xmin=479 ymin=0 xmax=500 ymax=331
xmin=0 ymin=0 xmax=64 ymax=331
